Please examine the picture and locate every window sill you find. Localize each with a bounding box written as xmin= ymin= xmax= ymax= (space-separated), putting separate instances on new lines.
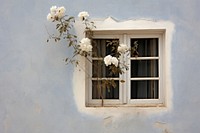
xmin=80 ymin=105 xmax=169 ymax=117
xmin=86 ymin=103 xmax=165 ymax=108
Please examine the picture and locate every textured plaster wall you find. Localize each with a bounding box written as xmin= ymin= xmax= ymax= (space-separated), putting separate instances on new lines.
xmin=0 ymin=0 xmax=200 ymax=133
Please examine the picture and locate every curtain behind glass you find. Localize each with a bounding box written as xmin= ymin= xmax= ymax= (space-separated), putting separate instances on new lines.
xmin=131 ymin=38 xmax=159 ymax=99
xmin=92 ymin=39 xmax=119 ymax=99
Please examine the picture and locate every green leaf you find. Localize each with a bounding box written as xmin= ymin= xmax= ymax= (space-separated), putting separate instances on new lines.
xmin=68 ymin=41 xmax=73 ymax=47
xmin=65 ymin=58 xmax=68 ymax=62
xmin=56 ymin=24 xmax=61 ymax=29
xmin=75 ymin=61 xmax=79 ymax=66
xmin=67 ymin=16 xmax=74 ymax=21
xmin=111 ymin=80 xmax=117 ymax=88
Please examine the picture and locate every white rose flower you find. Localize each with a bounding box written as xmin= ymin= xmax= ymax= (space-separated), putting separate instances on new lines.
xmin=57 ymin=6 xmax=66 ymax=18
xmin=117 ymin=43 xmax=129 ymax=54
xmin=86 ymin=44 xmax=92 ymax=52
xmin=58 ymin=6 xmax=66 ymax=13
xmin=47 ymin=13 xmax=54 ymax=21
xmin=78 ymin=11 xmax=89 ymax=20
xmin=79 ymin=44 xmax=86 ymax=51
xmin=80 ymin=38 xmax=90 ymax=44
xmin=104 ymin=55 xmax=112 ymax=66
xmin=47 ymin=6 xmax=66 ymax=21
xmin=111 ymin=57 xmax=119 ymax=67
xmin=104 ymin=55 xmax=119 ymax=67
xmin=79 ymin=38 xmax=92 ymax=52
xmin=50 ymin=6 xmax=57 ymax=15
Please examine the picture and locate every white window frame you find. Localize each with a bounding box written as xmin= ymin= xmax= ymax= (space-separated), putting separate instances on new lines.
xmin=73 ymin=17 xmax=175 ymax=109
xmin=86 ymin=30 xmax=166 ymax=107
xmin=127 ymin=32 xmax=165 ymax=107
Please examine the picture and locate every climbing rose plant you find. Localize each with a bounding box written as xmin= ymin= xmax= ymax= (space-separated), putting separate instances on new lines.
xmin=46 ymin=6 xmax=138 ymax=105
xmin=46 ymin=5 xmax=137 ymax=69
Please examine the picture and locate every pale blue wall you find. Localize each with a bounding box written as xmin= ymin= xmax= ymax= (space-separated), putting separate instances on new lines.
xmin=1 ymin=0 xmax=200 ymax=133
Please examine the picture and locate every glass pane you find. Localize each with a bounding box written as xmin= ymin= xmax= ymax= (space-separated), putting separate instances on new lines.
xmin=92 ymin=39 xmax=119 ymax=58
xmin=131 ymin=38 xmax=158 ymax=57
xmin=92 ymin=60 xmax=119 ymax=78
xmin=92 ymin=80 xmax=119 ymax=99
xmin=131 ymin=60 xmax=158 ymax=77
xmin=131 ymin=80 xmax=158 ymax=99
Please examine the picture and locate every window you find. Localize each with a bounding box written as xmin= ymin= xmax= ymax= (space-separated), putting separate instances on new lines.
xmin=87 ymin=31 xmax=165 ymax=107
xmin=74 ymin=17 xmax=174 ymax=111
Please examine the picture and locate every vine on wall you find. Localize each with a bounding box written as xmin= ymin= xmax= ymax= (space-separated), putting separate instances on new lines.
xmin=46 ymin=6 xmax=138 ymax=105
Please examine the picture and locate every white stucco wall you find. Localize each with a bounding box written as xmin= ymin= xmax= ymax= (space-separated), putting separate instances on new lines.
xmin=0 ymin=0 xmax=200 ymax=133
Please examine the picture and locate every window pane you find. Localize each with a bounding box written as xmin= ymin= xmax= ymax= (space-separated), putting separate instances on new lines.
xmin=92 ymin=39 xmax=120 ymax=100
xmin=131 ymin=38 xmax=158 ymax=57
xmin=92 ymin=80 xmax=119 ymax=99
xmin=92 ymin=39 xmax=119 ymax=57
xmin=131 ymin=80 xmax=158 ymax=99
xmin=92 ymin=60 xmax=119 ymax=78
xmin=131 ymin=60 xmax=158 ymax=77
xmin=92 ymin=39 xmax=106 ymax=57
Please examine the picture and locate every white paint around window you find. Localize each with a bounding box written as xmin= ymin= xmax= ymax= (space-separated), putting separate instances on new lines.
xmin=73 ymin=17 xmax=174 ymax=116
